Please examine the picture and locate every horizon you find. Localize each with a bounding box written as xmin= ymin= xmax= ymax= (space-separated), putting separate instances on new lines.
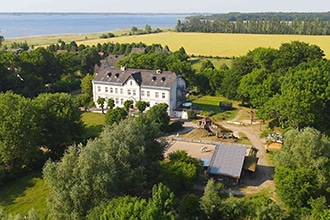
xmin=1 ymin=0 xmax=329 ymax=14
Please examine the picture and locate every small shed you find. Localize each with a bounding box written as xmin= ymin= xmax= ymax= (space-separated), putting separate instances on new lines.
xmin=208 ymin=143 xmax=247 ymax=185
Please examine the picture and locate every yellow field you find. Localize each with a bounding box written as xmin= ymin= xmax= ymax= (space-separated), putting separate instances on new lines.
xmin=5 ymin=31 xmax=330 ymax=58
xmin=81 ymin=32 xmax=330 ymax=58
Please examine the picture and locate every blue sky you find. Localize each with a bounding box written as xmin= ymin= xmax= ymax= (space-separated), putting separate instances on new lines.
xmin=1 ymin=0 xmax=329 ymax=13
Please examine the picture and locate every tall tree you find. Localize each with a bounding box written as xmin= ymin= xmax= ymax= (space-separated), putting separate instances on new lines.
xmin=80 ymin=73 xmax=94 ymax=98
xmin=44 ymin=116 xmax=165 ymax=218
xmin=0 ymin=35 xmax=4 ymax=47
xmin=43 ymin=143 xmax=118 ymax=219
xmin=123 ymin=99 xmax=134 ymax=112
xmin=145 ymin=103 xmax=170 ymax=132
xmin=107 ymin=98 xmax=115 ymax=110
xmin=160 ymin=150 xmax=203 ymax=193
xmin=200 ymin=178 xmax=223 ymax=219
xmin=274 ymin=127 xmax=330 ymax=211
xmin=135 ymin=101 xmax=149 ymax=113
xmin=104 ymin=107 xmax=128 ymax=126
xmin=0 ymin=92 xmax=40 ymax=184
xmin=97 ymin=97 xmax=106 ymax=114
xmin=32 ymin=93 xmax=83 ymax=157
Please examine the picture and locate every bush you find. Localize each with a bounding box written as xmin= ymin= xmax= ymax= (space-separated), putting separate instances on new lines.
xmin=167 ymin=120 xmax=184 ymax=132
xmin=199 ymin=110 xmax=215 ymax=117
xmin=187 ymin=110 xmax=197 ymax=120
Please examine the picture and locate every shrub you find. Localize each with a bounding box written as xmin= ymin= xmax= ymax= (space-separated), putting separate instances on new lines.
xmin=187 ymin=110 xmax=197 ymax=120
xmin=167 ymin=120 xmax=184 ymax=132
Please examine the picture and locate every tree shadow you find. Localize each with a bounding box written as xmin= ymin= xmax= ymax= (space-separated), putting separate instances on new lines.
xmin=242 ymin=164 xmax=275 ymax=187
xmin=0 ymin=170 xmax=42 ymax=206
xmin=82 ymin=124 xmax=104 ymax=140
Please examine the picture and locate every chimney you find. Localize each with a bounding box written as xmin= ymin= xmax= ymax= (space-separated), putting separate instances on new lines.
xmin=120 ymin=66 xmax=126 ymax=71
xmin=156 ymin=69 xmax=162 ymax=74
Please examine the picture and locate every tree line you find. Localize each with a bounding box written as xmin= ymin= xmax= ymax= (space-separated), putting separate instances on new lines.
xmin=176 ymin=14 xmax=330 ymax=35
xmin=188 ymin=12 xmax=330 ymax=22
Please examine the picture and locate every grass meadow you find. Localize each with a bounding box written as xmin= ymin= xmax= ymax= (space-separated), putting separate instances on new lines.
xmin=82 ymin=111 xmax=105 ymax=139
xmin=0 ymin=171 xmax=50 ymax=219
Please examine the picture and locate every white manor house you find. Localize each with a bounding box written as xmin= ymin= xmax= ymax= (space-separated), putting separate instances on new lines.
xmin=92 ymin=66 xmax=187 ymax=117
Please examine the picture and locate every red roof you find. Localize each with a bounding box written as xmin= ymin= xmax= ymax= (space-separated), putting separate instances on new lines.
xmin=202 ymin=117 xmax=212 ymax=122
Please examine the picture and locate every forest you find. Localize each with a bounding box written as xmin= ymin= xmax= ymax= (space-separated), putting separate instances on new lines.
xmin=0 ymin=39 xmax=330 ymax=219
xmin=176 ymin=12 xmax=330 ymax=35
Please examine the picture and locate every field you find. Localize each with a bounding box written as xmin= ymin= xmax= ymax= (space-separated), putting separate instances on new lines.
xmin=80 ymin=32 xmax=330 ymax=58
xmin=5 ymin=32 xmax=330 ymax=58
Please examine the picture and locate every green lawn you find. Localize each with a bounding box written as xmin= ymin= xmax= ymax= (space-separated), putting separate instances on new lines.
xmin=0 ymin=171 xmax=50 ymax=219
xmin=190 ymin=57 xmax=232 ymax=71
xmin=190 ymin=95 xmax=238 ymax=122
xmin=81 ymin=112 xmax=105 ymax=139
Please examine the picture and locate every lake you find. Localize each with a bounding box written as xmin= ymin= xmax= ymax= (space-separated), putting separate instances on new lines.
xmin=0 ymin=13 xmax=190 ymax=39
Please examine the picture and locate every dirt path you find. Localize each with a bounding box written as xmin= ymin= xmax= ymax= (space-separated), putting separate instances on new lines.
xmin=223 ymin=107 xmax=275 ymax=194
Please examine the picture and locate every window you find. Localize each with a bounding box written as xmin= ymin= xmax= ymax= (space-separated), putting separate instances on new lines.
xmin=97 ymin=86 xmax=101 ymax=92
xmin=115 ymin=98 xmax=119 ymax=104
xmin=115 ymin=88 xmax=118 ymax=94
xmin=155 ymin=92 xmax=159 ymax=98
xmin=130 ymin=81 xmax=133 ymax=86
xmin=121 ymin=98 xmax=124 ymax=104
xmin=162 ymin=92 xmax=165 ymax=99
xmin=141 ymin=90 xmax=145 ymax=97
xmin=147 ymin=91 xmax=150 ymax=97
xmin=127 ymin=89 xmax=131 ymax=95
xmin=120 ymin=88 xmax=123 ymax=94
xmin=105 ymin=87 xmax=108 ymax=93
xmin=110 ymin=87 xmax=113 ymax=93
xmin=133 ymin=90 xmax=136 ymax=96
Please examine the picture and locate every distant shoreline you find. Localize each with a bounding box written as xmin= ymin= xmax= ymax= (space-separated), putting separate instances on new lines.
xmin=0 ymin=13 xmax=185 ymax=38
xmin=0 ymin=12 xmax=193 ymax=16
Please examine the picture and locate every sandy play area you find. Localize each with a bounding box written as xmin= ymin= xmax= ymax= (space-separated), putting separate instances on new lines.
xmin=165 ymin=140 xmax=216 ymax=159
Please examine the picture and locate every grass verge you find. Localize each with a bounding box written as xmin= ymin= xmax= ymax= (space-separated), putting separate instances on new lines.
xmin=0 ymin=170 xmax=49 ymax=219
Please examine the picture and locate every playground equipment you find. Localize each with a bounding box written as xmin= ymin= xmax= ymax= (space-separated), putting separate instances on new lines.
xmin=198 ymin=117 xmax=235 ymax=139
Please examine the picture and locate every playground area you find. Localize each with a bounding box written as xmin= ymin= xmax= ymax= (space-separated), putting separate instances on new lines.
xmin=165 ymin=140 xmax=216 ymax=159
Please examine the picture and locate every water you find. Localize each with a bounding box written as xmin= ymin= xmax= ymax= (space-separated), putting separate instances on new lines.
xmin=0 ymin=13 xmax=190 ymax=39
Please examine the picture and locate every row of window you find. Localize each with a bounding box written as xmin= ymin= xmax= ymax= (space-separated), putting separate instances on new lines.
xmin=98 ymin=97 xmax=125 ymax=105
xmin=97 ymin=86 xmax=166 ymax=99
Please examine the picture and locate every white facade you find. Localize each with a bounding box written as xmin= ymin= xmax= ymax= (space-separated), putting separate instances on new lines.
xmin=92 ymin=67 xmax=186 ymax=117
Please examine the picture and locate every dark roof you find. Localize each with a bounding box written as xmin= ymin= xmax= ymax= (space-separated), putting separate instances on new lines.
xmin=93 ymin=67 xmax=178 ymax=88
xmin=94 ymin=55 xmax=125 ymax=73
xmin=208 ymin=143 xmax=247 ymax=178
